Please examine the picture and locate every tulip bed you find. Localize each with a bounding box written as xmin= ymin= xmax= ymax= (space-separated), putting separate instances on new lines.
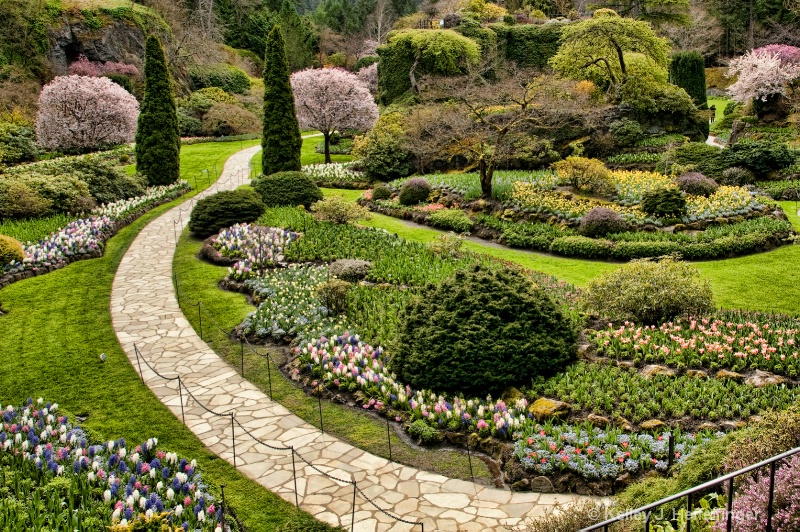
xmin=592 ymin=310 xmax=800 ymax=377
xmin=0 ymin=398 xmax=223 ymax=531
xmin=2 ymin=181 xmax=190 ymax=277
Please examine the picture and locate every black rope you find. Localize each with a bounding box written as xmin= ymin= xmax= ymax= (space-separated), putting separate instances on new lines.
xmin=180 ymin=385 xmax=235 ymax=418
xmin=292 ymin=450 xmax=355 ymax=486
xmin=356 ymin=485 xmax=424 ymax=527
xmin=133 ymin=345 xmax=180 ymax=382
xmin=232 ymin=418 xmax=292 ymax=452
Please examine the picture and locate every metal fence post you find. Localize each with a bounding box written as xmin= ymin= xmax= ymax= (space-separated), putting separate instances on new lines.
xmin=178 ymin=377 xmax=185 ymax=424
xmin=726 ymin=477 xmax=734 ymax=532
xmin=351 ymin=482 xmax=357 ymax=532
xmin=386 ymin=417 xmax=392 ymax=462
xmin=291 ymin=447 xmax=299 ymax=507
xmin=134 ymin=345 xmax=144 ymax=384
xmin=465 ymin=430 xmax=474 ymax=482
xmin=766 ymin=461 xmax=776 ymax=531
xmin=230 ymin=413 xmax=236 ymax=468
xmin=240 ymin=338 xmax=244 ymax=377
xmin=198 ymin=302 xmax=203 ymax=340
xmin=220 ymin=484 xmax=227 ymax=532
xmin=668 ymin=433 xmax=675 ymax=469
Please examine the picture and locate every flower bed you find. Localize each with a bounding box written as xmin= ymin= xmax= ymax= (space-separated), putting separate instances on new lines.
xmin=302 ymin=162 xmax=370 ymax=189
xmin=612 ymin=170 xmax=676 ymax=205
xmin=1 ymin=181 xmax=190 ymax=288
xmin=593 ymin=311 xmax=800 ymax=377
xmin=210 ymin=223 xmax=298 ymax=281
xmin=0 ymin=398 xmax=221 ymax=530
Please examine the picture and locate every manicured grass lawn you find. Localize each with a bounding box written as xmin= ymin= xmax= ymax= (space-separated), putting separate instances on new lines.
xmin=173 ymin=229 xmax=494 ymax=485
xmin=0 ymin=140 xmax=336 ymax=532
xmin=330 ymin=189 xmax=800 ymax=315
xmin=707 ymin=97 xmax=731 ymax=124
xmin=250 ymin=136 xmax=354 ymax=170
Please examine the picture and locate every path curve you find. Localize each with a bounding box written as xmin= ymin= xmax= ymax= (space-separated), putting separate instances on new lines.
xmin=111 ymin=146 xmax=596 ymax=531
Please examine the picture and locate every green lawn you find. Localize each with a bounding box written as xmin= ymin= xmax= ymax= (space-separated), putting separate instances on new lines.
xmin=328 ymin=189 xmax=800 ymax=315
xmin=707 ymin=97 xmax=731 ymax=125
xmin=173 ymin=229 xmax=494 ymax=485
xmin=0 ymin=140 xmax=337 ymax=532
xmin=250 ymin=136 xmax=353 ymax=170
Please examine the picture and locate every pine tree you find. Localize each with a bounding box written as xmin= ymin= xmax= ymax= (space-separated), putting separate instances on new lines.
xmin=136 ymin=36 xmax=180 ymax=185
xmin=669 ymin=51 xmax=708 ymax=110
xmin=262 ymin=25 xmax=302 ymax=175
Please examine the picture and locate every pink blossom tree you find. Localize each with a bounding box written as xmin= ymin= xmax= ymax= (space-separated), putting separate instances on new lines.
xmin=68 ymin=54 xmax=140 ymax=77
xmin=35 ymin=75 xmax=140 ymax=151
xmin=727 ymin=48 xmax=800 ymax=103
xmin=751 ymin=44 xmax=800 ymax=66
xmin=357 ymin=62 xmax=378 ymax=97
xmin=290 ymin=67 xmax=378 ymax=163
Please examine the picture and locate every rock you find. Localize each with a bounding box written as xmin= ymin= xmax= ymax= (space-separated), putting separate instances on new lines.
xmin=698 ymin=422 xmax=719 ymax=431
xmin=501 ymin=387 xmax=524 ymax=404
xmin=445 ymin=432 xmax=465 ymax=446
xmin=673 ymin=224 xmax=687 ymax=232
xmin=716 ymin=370 xmax=745 ymax=381
xmin=640 ymin=419 xmax=665 ymax=430
xmin=511 ymin=478 xmax=530 ymax=491
xmin=720 ymin=420 xmax=747 ymax=432
xmin=772 ymin=209 xmax=789 ymax=222
xmin=587 ymin=414 xmax=611 ymax=428
xmin=528 ymin=398 xmax=571 ymax=421
xmin=577 ymin=343 xmax=591 ymax=357
xmin=328 ymin=259 xmax=372 ymax=282
xmin=744 ymin=370 xmax=787 ymax=387
xmin=614 ymin=416 xmax=634 ymax=431
xmin=685 ymin=369 xmax=708 ymax=378
xmin=529 ymin=476 xmax=554 ymax=493
xmin=642 ymin=365 xmax=676 ymax=378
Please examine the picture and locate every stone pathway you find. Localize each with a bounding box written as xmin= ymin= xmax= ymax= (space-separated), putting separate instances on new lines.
xmin=111 ymin=146 xmax=598 ymax=531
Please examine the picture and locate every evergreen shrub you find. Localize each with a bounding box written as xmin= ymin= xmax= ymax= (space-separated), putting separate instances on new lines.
xmin=252 ymin=171 xmax=322 ymax=208
xmin=0 ymin=235 xmax=24 ymax=265
xmin=398 ymin=177 xmax=431 ymax=205
xmin=188 ymin=189 xmax=264 ymax=237
xmin=641 ymin=188 xmax=687 ymax=218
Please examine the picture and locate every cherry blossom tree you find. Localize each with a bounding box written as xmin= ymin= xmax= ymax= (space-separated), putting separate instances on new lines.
xmin=357 ymin=62 xmax=378 ymax=97
xmin=290 ymin=67 xmax=378 ymax=163
xmin=727 ymin=48 xmax=800 ymax=103
xmin=68 ymin=54 xmax=140 ymax=77
xmin=35 ymin=75 xmax=139 ymax=151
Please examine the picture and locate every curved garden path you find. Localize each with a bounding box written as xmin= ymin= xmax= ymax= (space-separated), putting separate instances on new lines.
xmin=111 ymin=146 xmax=598 ymax=531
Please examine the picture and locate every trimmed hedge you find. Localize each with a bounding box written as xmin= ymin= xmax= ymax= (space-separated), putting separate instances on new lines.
xmin=488 ymin=22 xmax=566 ymax=68
xmin=188 ymin=189 xmax=265 ymax=237
xmin=252 ymin=171 xmax=323 ymax=208
xmin=669 ymin=51 xmax=707 ymax=110
xmin=391 ymin=265 xmax=577 ymax=397
xmin=428 ymin=209 xmax=474 ymax=232
xmin=189 ymin=63 xmax=252 ymax=94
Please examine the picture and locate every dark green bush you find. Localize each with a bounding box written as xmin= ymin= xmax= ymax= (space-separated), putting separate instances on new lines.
xmin=428 ymin=208 xmax=474 ymax=232
xmin=407 ymin=419 xmax=444 ymax=445
xmin=371 ymin=183 xmax=393 ymax=200
xmin=0 ymin=173 xmax=93 ymax=218
xmin=549 ymin=235 xmax=614 ymax=258
xmin=354 ymin=56 xmax=379 ymax=71
xmin=104 ymin=73 xmax=134 ymax=94
xmin=489 ymin=22 xmax=565 ymax=68
xmin=675 ymin=172 xmax=718 ymax=197
xmin=391 ymin=265 xmax=577 ymax=397
xmin=0 ymin=122 xmax=37 ymax=164
xmin=398 ymin=177 xmax=431 ymax=205
xmin=609 ymin=119 xmax=644 ymax=148
xmin=668 ymin=51 xmax=707 ymax=109
xmin=351 ymin=113 xmax=414 ymax=181
xmin=578 ymin=207 xmax=628 ymax=238
xmin=188 ymin=188 xmax=264 ymax=237
xmin=189 ymin=63 xmax=252 ymax=94
xmin=722 ymin=140 xmax=794 ymax=177
xmin=719 ymin=166 xmax=754 ymax=186
xmin=582 ymin=256 xmax=713 ymax=324
xmin=641 ymin=188 xmax=686 ymax=218
xmin=670 ymin=142 xmax=726 ymax=178
xmin=251 ymin=171 xmax=322 ymax=208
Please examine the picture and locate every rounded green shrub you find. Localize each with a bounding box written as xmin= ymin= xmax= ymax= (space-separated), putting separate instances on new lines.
xmin=251 ymin=172 xmax=322 ymax=209
xmin=581 ymin=256 xmax=713 ymax=324
xmin=0 ymin=235 xmax=24 ymax=265
xmin=578 ymin=207 xmax=627 ymax=237
xmin=391 ymin=265 xmax=577 ymax=397
xmin=675 ymin=172 xmax=718 ymax=197
xmin=189 ymin=63 xmax=252 ymax=94
xmin=609 ymin=119 xmax=643 ymax=148
xmin=188 ymin=188 xmax=265 ymax=237
xmin=641 ymin=187 xmax=686 ymax=218
xmin=719 ymin=166 xmax=755 ymax=186
xmin=371 ymin=184 xmax=393 ymax=200
xmin=398 ymin=177 xmax=431 ymax=206
xmin=428 ymin=209 xmax=474 ymax=233
xmin=722 ymin=139 xmax=794 ymax=177
xmin=407 ymin=419 xmax=444 ymax=445
xmin=670 ymin=142 xmax=726 ymax=178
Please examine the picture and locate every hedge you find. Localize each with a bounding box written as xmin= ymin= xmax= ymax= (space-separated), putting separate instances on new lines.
xmin=488 ymin=22 xmax=566 ymax=68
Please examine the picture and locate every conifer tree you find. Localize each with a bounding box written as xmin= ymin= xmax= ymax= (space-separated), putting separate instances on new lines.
xmin=136 ymin=35 xmax=180 ymax=185
xmin=262 ymin=26 xmax=302 ymax=175
xmin=669 ymin=51 xmax=708 ymax=110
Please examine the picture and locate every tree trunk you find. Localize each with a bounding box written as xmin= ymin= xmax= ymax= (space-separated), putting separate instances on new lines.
xmin=479 ymin=157 xmax=492 ymax=198
xmin=324 ymin=132 xmax=331 ymax=164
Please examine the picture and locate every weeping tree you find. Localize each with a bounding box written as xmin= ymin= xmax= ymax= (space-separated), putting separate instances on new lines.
xmin=262 ymin=25 xmax=302 ymax=175
xmin=135 ymin=35 xmax=180 ymax=186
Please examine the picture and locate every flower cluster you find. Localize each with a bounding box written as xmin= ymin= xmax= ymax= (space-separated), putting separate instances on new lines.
xmin=684 ymin=186 xmax=761 ymax=222
xmin=212 ymin=224 xmax=298 ymax=281
xmin=593 ymin=311 xmax=800 ymax=376
xmin=511 ymin=185 xmax=654 ymax=225
xmin=302 ymin=163 xmax=368 ymax=186
xmin=0 ymin=398 xmax=220 ymax=530
xmin=391 ymin=171 xmax=559 ymax=202
xmin=3 ymin=182 xmax=191 ymax=272
xmin=512 ymin=423 xmax=721 ymax=479
xmin=612 ymin=170 xmax=676 ymax=205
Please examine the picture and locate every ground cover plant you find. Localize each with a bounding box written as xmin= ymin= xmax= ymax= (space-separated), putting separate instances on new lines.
xmin=0 ymin=139 xmax=331 ymax=532
xmin=0 ymin=398 xmax=224 ymax=530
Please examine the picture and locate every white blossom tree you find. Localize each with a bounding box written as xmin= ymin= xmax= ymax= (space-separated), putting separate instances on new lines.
xmin=35 ymin=75 xmax=139 ymax=151
xmin=290 ymin=67 xmax=378 ymax=163
xmin=727 ymin=48 xmax=800 ymax=103
xmin=357 ymin=62 xmax=378 ymax=97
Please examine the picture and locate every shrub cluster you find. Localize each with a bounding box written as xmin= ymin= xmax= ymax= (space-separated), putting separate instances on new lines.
xmin=718 ymin=166 xmax=754 ymax=186
xmin=641 ymin=188 xmax=686 ymax=218
xmin=310 ymin=195 xmax=370 ymax=224
xmin=398 ymin=177 xmax=432 ymax=205
xmin=578 ymin=207 xmax=627 ymax=237
xmin=552 ymin=156 xmax=612 ymax=194
xmin=427 ymin=208 xmax=474 ymax=233
xmin=0 ymin=235 xmax=24 ymax=265
xmin=371 ymin=184 xmax=393 ymax=200
xmin=723 ymin=139 xmax=794 ymax=177
xmin=0 ymin=122 xmax=37 ymax=165
xmin=675 ymin=172 xmax=718 ymax=197
xmin=351 ymin=113 xmax=414 ymax=181
xmin=189 ymin=63 xmax=252 ymax=94
xmin=252 ymin=172 xmax=322 ymax=209
xmin=188 ymin=189 xmax=265 ymax=237
xmin=582 ymin=256 xmax=713 ymax=324
xmin=391 ymin=265 xmax=577 ymax=397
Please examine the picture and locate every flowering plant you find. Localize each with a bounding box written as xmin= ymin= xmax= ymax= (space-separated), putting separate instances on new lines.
xmin=0 ymin=398 xmax=221 ymax=530
xmin=212 ymin=223 xmax=298 ymax=281
xmin=303 ymin=163 xmax=368 ymax=187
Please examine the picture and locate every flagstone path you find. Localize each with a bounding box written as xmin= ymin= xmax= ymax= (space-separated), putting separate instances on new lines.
xmin=111 ymin=146 xmax=601 ymax=531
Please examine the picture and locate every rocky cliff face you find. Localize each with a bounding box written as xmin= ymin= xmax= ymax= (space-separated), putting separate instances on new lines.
xmin=47 ymin=15 xmax=145 ymax=75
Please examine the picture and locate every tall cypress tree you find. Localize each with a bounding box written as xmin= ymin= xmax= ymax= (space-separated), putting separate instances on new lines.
xmin=262 ymin=25 xmax=302 ymax=175
xmin=669 ymin=51 xmax=708 ymax=110
xmin=136 ymin=35 xmax=180 ymax=186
